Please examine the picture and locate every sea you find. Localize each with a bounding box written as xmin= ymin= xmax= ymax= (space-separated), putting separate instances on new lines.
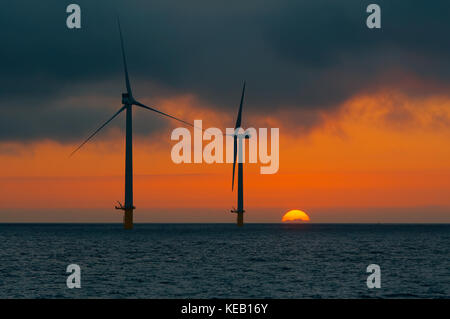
xmin=0 ymin=224 xmax=448 ymax=299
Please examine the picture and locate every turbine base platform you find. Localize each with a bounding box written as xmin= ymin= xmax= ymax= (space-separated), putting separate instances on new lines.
xmin=231 ymin=209 xmax=245 ymax=227
xmin=123 ymin=208 xmax=133 ymax=230
xmin=236 ymin=212 xmax=244 ymax=227
xmin=115 ymin=203 xmax=135 ymax=230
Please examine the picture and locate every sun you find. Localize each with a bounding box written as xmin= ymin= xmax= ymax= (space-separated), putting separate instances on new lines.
xmin=282 ymin=209 xmax=310 ymax=222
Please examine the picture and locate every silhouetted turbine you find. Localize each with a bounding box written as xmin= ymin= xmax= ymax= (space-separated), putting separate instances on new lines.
xmin=71 ymin=18 xmax=195 ymax=229
xmin=231 ymin=82 xmax=249 ymax=227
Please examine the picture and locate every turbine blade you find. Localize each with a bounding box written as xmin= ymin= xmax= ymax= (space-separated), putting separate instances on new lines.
xmin=232 ymin=135 xmax=237 ymax=191
xmin=232 ymin=81 xmax=245 ymax=190
xmin=133 ymin=101 xmax=195 ymax=128
xmin=117 ymin=17 xmax=132 ymax=96
xmin=70 ymin=106 xmax=126 ymax=157
xmin=234 ymin=81 xmax=246 ymax=129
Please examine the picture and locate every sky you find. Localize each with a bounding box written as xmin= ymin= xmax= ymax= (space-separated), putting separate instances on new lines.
xmin=0 ymin=0 xmax=449 ymax=222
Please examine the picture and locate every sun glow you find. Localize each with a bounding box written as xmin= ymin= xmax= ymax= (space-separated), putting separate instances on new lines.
xmin=282 ymin=210 xmax=310 ymax=222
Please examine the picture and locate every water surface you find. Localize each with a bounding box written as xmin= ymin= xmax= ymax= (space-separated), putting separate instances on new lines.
xmin=0 ymin=224 xmax=448 ymax=298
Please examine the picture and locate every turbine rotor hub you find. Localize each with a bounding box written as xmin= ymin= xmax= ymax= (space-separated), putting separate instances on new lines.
xmin=122 ymin=93 xmax=133 ymax=105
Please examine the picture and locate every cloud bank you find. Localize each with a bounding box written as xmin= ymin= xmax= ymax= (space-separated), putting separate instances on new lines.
xmin=1 ymin=0 xmax=449 ymax=142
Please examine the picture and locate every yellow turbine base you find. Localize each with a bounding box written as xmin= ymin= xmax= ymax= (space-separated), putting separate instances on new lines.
xmin=237 ymin=212 xmax=244 ymax=227
xmin=124 ymin=209 xmax=133 ymax=230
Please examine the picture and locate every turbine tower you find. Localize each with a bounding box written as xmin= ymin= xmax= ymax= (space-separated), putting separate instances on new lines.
xmin=71 ymin=19 xmax=195 ymax=230
xmin=231 ymin=82 xmax=249 ymax=227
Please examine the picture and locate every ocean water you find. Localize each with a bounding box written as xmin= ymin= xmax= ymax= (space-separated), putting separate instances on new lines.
xmin=0 ymin=224 xmax=448 ymax=299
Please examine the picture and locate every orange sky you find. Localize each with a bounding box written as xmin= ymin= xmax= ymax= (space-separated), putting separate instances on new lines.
xmin=0 ymin=90 xmax=449 ymax=222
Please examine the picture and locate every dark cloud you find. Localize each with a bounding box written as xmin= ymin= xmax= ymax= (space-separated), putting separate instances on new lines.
xmin=1 ymin=0 xmax=449 ymax=142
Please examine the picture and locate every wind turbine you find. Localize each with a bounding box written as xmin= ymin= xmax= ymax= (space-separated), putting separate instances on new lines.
xmin=230 ymin=82 xmax=250 ymax=227
xmin=71 ymin=19 xmax=195 ymax=230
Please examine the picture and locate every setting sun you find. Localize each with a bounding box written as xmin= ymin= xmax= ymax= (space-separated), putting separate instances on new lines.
xmin=282 ymin=210 xmax=311 ymax=222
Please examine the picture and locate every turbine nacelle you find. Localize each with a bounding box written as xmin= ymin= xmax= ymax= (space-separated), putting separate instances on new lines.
xmin=122 ymin=93 xmax=134 ymax=105
xmin=226 ymin=130 xmax=251 ymax=139
xmin=235 ymin=132 xmax=252 ymax=139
